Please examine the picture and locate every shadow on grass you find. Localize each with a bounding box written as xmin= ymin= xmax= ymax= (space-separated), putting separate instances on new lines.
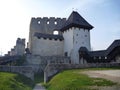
xmin=34 ymin=72 xmax=44 ymax=84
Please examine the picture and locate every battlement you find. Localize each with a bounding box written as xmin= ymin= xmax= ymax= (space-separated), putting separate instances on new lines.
xmin=5 ymin=38 xmax=26 ymax=56
xmin=30 ymin=17 xmax=66 ymax=35
xmin=31 ymin=17 xmax=66 ymax=25
xmin=16 ymin=38 xmax=25 ymax=45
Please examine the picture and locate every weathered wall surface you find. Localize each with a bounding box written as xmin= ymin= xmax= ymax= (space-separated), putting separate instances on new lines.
xmin=30 ymin=17 xmax=66 ymax=34
xmin=72 ymin=28 xmax=90 ymax=64
xmin=28 ymin=17 xmax=66 ymax=52
xmin=0 ymin=65 xmax=34 ymax=80
xmin=26 ymin=54 xmax=70 ymax=72
xmin=32 ymin=37 xmax=64 ymax=56
xmin=6 ymin=38 xmax=25 ymax=56
xmin=63 ymin=28 xmax=73 ymax=56
xmin=73 ymin=28 xmax=90 ymax=51
xmin=63 ymin=27 xmax=91 ymax=64
xmin=15 ymin=38 xmax=25 ymax=55
xmin=44 ymin=63 xmax=120 ymax=83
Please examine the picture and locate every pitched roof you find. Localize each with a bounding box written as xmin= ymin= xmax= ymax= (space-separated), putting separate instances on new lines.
xmin=34 ymin=32 xmax=64 ymax=40
xmin=89 ymin=39 xmax=120 ymax=56
xmin=106 ymin=39 xmax=120 ymax=55
xmin=60 ymin=11 xmax=93 ymax=31
xmin=90 ymin=50 xmax=106 ymax=57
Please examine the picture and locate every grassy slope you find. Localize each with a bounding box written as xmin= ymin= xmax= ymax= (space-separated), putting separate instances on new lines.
xmin=0 ymin=72 xmax=34 ymax=90
xmin=45 ymin=69 xmax=118 ymax=90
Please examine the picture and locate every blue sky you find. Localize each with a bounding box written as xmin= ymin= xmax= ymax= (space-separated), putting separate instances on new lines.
xmin=0 ymin=0 xmax=120 ymax=55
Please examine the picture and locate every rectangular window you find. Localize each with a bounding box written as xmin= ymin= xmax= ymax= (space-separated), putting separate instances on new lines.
xmin=65 ymin=52 xmax=68 ymax=57
xmin=105 ymin=57 xmax=107 ymax=59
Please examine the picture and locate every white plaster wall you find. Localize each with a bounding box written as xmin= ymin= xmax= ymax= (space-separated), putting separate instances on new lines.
xmin=63 ymin=28 xmax=73 ymax=56
xmin=63 ymin=27 xmax=91 ymax=64
xmin=32 ymin=37 xmax=64 ymax=56
xmin=72 ymin=28 xmax=91 ymax=64
xmin=73 ymin=28 xmax=91 ymax=51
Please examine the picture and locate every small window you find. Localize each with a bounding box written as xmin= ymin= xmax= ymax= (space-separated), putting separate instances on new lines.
xmin=76 ymin=41 xmax=77 ymax=44
xmin=53 ymin=31 xmax=59 ymax=35
xmin=54 ymin=21 xmax=57 ymax=25
xmin=99 ymin=56 xmax=101 ymax=59
xmin=65 ymin=52 xmax=68 ymax=56
xmin=47 ymin=21 xmax=49 ymax=24
xmin=76 ymin=34 xmax=78 ymax=36
xmin=85 ymin=35 xmax=87 ymax=37
xmin=43 ymin=37 xmax=47 ymax=39
xmin=105 ymin=57 xmax=107 ymax=59
xmin=38 ymin=21 xmax=40 ymax=24
xmin=38 ymin=37 xmax=40 ymax=39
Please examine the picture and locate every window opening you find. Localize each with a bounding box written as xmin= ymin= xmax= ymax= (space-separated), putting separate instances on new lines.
xmin=53 ymin=31 xmax=59 ymax=35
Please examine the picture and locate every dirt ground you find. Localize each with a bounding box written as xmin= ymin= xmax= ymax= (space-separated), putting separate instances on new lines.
xmin=82 ymin=70 xmax=120 ymax=90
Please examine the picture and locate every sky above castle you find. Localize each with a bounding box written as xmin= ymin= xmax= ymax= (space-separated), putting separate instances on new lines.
xmin=0 ymin=0 xmax=120 ymax=55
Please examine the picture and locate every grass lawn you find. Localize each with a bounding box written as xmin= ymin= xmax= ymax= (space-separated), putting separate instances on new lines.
xmin=44 ymin=69 xmax=118 ymax=90
xmin=0 ymin=72 xmax=34 ymax=90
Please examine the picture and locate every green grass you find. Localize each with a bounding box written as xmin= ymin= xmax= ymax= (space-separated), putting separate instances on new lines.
xmin=44 ymin=69 xmax=117 ymax=90
xmin=0 ymin=72 xmax=34 ymax=90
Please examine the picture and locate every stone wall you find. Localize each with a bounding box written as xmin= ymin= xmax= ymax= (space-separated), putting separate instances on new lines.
xmin=26 ymin=54 xmax=70 ymax=72
xmin=63 ymin=27 xmax=73 ymax=57
xmin=32 ymin=37 xmax=64 ymax=56
xmin=6 ymin=38 xmax=25 ymax=56
xmin=28 ymin=17 xmax=66 ymax=52
xmin=0 ymin=65 xmax=34 ymax=80
xmin=44 ymin=63 xmax=120 ymax=83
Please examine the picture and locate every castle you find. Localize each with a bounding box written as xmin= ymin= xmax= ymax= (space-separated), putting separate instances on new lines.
xmin=5 ymin=38 xmax=25 ymax=56
xmin=6 ymin=11 xmax=120 ymax=65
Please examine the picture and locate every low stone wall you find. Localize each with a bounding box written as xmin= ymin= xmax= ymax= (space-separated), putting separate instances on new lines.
xmin=44 ymin=63 xmax=120 ymax=83
xmin=0 ymin=65 xmax=34 ymax=80
xmin=26 ymin=54 xmax=70 ymax=72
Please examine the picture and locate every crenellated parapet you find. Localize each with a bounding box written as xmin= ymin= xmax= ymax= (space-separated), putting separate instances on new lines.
xmin=28 ymin=17 xmax=66 ymax=52
xmin=30 ymin=17 xmax=66 ymax=34
xmin=16 ymin=38 xmax=25 ymax=46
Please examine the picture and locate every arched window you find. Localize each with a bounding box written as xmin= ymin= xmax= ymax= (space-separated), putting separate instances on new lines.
xmin=47 ymin=21 xmax=49 ymax=24
xmin=38 ymin=21 xmax=40 ymax=24
xmin=53 ymin=30 xmax=59 ymax=35
xmin=54 ymin=21 xmax=57 ymax=25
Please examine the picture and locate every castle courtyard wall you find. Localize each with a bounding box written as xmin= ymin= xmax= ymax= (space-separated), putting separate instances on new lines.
xmin=32 ymin=37 xmax=64 ymax=56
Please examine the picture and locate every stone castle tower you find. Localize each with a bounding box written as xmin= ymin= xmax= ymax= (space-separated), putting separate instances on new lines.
xmin=61 ymin=11 xmax=93 ymax=64
xmin=28 ymin=11 xmax=93 ymax=64
xmin=28 ymin=17 xmax=66 ymax=54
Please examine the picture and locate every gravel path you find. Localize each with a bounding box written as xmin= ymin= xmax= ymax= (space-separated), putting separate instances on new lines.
xmin=33 ymin=84 xmax=46 ymax=90
xmin=82 ymin=70 xmax=120 ymax=83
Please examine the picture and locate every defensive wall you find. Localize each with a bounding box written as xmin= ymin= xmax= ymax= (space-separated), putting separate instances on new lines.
xmin=30 ymin=17 xmax=66 ymax=34
xmin=28 ymin=17 xmax=66 ymax=52
xmin=0 ymin=65 xmax=34 ymax=80
xmin=44 ymin=63 xmax=120 ymax=83
xmin=5 ymin=38 xmax=25 ymax=56
xmin=26 ymin=54 xmax=70 ymax=73
xmin=31 ymin=34 xmax=64 ymax=56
